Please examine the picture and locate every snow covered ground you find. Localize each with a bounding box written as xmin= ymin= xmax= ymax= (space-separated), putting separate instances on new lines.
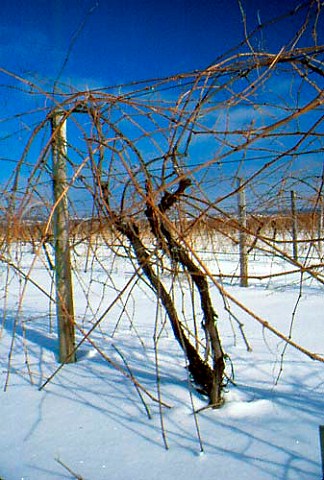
xmin=0 ymin=245 xmax=323 ymax=479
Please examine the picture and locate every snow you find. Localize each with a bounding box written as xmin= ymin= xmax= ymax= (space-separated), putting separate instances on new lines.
xmin=0 ymin=245 xmax=323 ymax=480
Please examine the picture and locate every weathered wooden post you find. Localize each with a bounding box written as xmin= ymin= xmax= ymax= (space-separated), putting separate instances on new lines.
xmin=290 ymin=190 xmax=298 ymax=262
xmin=318 ymin=199 xmax=323 ymax=257
xmin=51 ymin=111 xmax=76 ymax=363
xmin=237 ymin=178 xmax=248 ymax=287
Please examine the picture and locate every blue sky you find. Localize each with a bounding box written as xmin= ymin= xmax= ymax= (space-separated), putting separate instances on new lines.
xmin=1 ymin=0 xmax=323 ymax=215
xmin=1 ymin=0 xmax=317 ymax=88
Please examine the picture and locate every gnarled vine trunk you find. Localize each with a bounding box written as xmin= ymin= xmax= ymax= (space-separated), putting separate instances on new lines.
xmin=101 ymin=178 xmax=225 ymax=406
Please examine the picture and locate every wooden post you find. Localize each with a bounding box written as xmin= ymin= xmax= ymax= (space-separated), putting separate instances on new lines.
xmin=51 ymin=112 xmax=76 ymax=363
xmin=290 ymin=190 xmax=298 ymax=262
xmin=320 ymin=425 xmax=324 ymax=480
xmin=237 ymin=178 xmax=248 ymax=287
xmin=319 ymin=199 xmax=323 ymax=257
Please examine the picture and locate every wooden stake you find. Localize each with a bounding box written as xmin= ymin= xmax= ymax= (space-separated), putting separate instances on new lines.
xmin=51 ymin=112 xmax=76 ymax=363
xmin=290 ymin=190 xmax=298 ymax=262
xmin=318 ymin=200 xmax=323 ymax=257
xmin=238 ymin=178 xmax=248 ymax=287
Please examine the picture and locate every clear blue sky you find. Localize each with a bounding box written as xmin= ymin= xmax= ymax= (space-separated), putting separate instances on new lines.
xmin=1 ymin=0 xmax=315 ymax=88
xmin=0 ymin=0 xmax=323 ymax=213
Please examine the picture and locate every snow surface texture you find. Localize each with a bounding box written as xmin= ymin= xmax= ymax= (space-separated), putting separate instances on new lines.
xmin=0 ymin=247 xmax=323 ymax=479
